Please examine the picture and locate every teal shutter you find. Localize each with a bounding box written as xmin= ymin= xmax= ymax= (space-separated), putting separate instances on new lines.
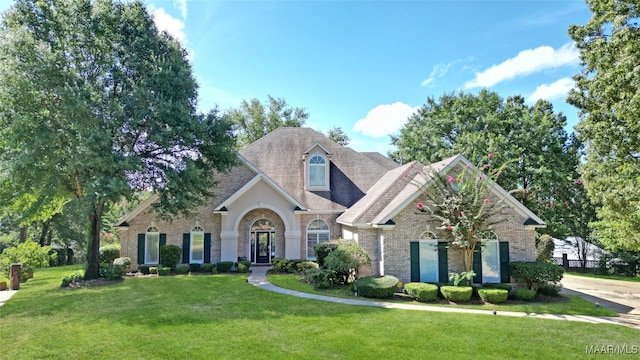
xmin=182 ymin=234 xmax=190 ymax=264
xmin=137 ymin=234 xmax=145 ymax=265
xmin=499 ymin=242 xmax=510 ymax=283
xmin=410 ymin=242 xmax=420 ymax=282
xmin=437 ymin=242 xmax=448 ymax=283
xmin=160 ymin=234 xmax=166 ymax=247
xmin=204 ymin=233 xmax=211 ymax=263
xmin=473 ymin=246 xmax=482 ymax=284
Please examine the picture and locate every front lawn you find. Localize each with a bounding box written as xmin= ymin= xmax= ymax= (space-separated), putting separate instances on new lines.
xmin=267 ymin=273 xmax=618 ymax=316
xmin=1 ymin=266 xmax=637 ymax=359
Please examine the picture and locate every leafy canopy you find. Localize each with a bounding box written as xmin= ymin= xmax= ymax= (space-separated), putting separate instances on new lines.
xmin=567 ymin=0 xmax=640 ymax=251
xmin=0 ymin=0 xmax=237 ymax=278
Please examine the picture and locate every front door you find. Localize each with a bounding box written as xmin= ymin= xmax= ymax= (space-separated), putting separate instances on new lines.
xmin=254 ymin=231 xmax=271 ymax=264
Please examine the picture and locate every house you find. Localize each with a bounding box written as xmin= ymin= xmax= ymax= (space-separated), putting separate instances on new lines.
xmin=115 ymin=127 xmax=545 ymax=284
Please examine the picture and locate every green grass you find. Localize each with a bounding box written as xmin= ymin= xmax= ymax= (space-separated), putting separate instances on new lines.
xmin=268 ymin=273 xmax=618 ymax=316
xmin=566 ymin=271 xmax=640 ymax=283
xmin=1 ymin=266 xmax=637 ymax=359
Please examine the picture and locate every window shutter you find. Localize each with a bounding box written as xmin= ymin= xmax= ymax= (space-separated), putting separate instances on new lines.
xmin=160 ymin=233 xmax=166 ymax=247
xmin=137 ymin=234 xmax=145 ymax=265
xmin=182 ymin=233 xmax=190 ymax=264
xmin=499 ymin=242 xmax=510 ymax=283
xmin=204 ymin=233 xmax=211 ymax=263
xmin=437 ymin=242 xmax=448 ymax=283
xmin=473 ymin=246 xmax=482 ymax=284
xmin=409 ymin=242 xmax=420 ymax=282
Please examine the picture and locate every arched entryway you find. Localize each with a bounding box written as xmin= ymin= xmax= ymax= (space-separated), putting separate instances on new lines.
xmin=251 ymin=219 xmax=275 ymax=264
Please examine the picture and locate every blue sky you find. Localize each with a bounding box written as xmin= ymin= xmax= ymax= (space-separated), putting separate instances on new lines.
xmin=1 ymin=0 xmax=592 ymax=154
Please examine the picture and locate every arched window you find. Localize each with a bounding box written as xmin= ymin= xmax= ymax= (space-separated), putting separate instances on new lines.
xmin=145 ymin=226 xmax=160 ymax=264
xmin=190 ymin=225 xmax=205 ymax=264
xmin=480 ymin=230 xmax=500 ymax=283
xmin=419 ymin=231 xmax=437 ymax=240
xmin=308 ymin=155 xmax=328 ymax=188
xmin=306 ymin=219 xmax=330 ymax=259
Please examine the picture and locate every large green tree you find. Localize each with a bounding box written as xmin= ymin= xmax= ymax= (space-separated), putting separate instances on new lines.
xmin=391 ymin=90 xmax=587 ymax=239
xmin=227 ymin=95 xmax=308 ymax=147
xmin=567 ymin=0 xmax=640 ymax=251
xmin=0 ymin=0 xmax=237 ymax=279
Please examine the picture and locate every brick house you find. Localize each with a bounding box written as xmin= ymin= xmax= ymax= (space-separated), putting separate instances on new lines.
xmin=116 ymin=127 xmax=545 ymax=284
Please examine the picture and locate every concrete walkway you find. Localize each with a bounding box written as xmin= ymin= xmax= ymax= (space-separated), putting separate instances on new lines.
xmin=248 ymin=267 xmax=639 ymax=329
xmin=0 ymin=290 xmax=17 ymax=307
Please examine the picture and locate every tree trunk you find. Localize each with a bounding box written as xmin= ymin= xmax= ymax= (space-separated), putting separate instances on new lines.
xmin=38 ymin=219 xmax=52 ymax=246
xmin=84 ymin=201 xmax=104 ymax=280
xmin=462 ymin=248 xmax=474 ymax=286
xmin=19 ymin=225 xmax=28 ymax=243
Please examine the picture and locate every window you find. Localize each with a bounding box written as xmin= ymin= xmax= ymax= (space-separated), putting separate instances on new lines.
xmin=308 ymin=155 xmax=327 ymax=187
xmin=306 ymin=219 xmax=330 ymax=259
xmin=145 ymin=226 xmax=160 ymax=264
xmin=190 ymin=225 xmax=204 ymax=264
xmin=481 ymin=231 xmax=500 ymax=283
xmin=417 ymin=232 xmax=439 ymax=282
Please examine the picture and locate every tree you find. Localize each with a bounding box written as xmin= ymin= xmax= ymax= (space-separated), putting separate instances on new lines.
xmin=227 ymin=95 xmax=308 ymax=148
xmin=0 ymin=0 xmax=237 ymax=279
xmin=391 ymin=90 xmax=584 ymax=239
xmin=410 ymin=156 xmax=509 ymax=284
xmin=327 ymin=126 xmax=350 ymax=146
xmin=567 ymin=0 xmax=640 ymax=251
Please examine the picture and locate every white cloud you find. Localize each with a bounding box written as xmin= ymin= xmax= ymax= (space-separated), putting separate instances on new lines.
xmin=174 ymin=0 xmax=188 ymax=20
xmin=527 ymin=77 xmax=575 ymax=103
xmin=150 ymin=7 xmax=186 ymax=44
xmin=464 ymin=43 xmax=579 ymax=89
xmin=353 ymin=102 xmax=418 ymax=138
xmin=421 ymin=58 xmax=472 ymax=87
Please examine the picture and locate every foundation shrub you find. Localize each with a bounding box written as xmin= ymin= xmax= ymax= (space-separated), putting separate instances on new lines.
xmin=158 ymin=267 xmax=171 ymax=276
xmin=514 ymin=288 xmax=537 ymax=301
xmin=478 ymin=288 xmax=508 ymax=304
xmin=203 ymin=263 xmax=215 ymax=273
xmin=159 ymin=245 xmax=181 ymax=270
xmin=440 ymin=286 xmax=473 ymax=302
xmin=113 ymin=257 xmax=131 ymax=273
xmin=99 ymin=244 xmax=120 ymax=264
xmin=356 ymin=275 xmax=399 ymax=299
xmin=536 ymin=283 xmax=562 ymax=297
xmin=404 ymin=282 xmax=439 ymax=302
xmin=138 ymin=265 xmax=150 ymax=275
xmin=216 ymin=261 xmax=233 ymax=273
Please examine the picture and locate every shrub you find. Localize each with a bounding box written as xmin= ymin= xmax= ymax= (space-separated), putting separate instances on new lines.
xmin=236 ymin=260 xmax=252 ymax=271
xmin=404 ymin=282 xmax=439 ymax=302
xmin=285 ymin=259 xmax=304 ymax=273
xmin=99 ymin=263 xmax=125 ymax=280
xmin=303 ymin=268 xmax=335 ymax=289
xmin=482 ymin=283 xmax=512 ymax=292
xmin=440 ymin=286 xmax=473 ymax=302
xmin=175 ymin=265 xmax=189 ymax=274
xmin=514 ymin=288 xmax=537 ymax=301
xmin=270 ymin=258 xmax=289 ymax=273
xmin=478 ymin=288 xmax=508 ymax=304
xmin=113 ymin=257 xmax=132 ymax=273
xmin=324 ymin=241 xmax=371 ymax=285
xmin=536 ymin=234 xmax=555 ymax=262
xmin=236 ymin=263 xmax=247 ymax=273
xmin=99 ymin=244 xmax=120 ymax=264
xmin=149 ymin=267 xmax=158 ymax=275
xmin=449 ymin=271 xmax=475 ymax=287
xmin=297 ymin=261 xmax=319 ymax=272
xmin=203 ymin=263 xmax=215 ymax=273
xmin=0 ymin=240 xmax=53 ymax=279
xmin=356 ymin=276 xmax=399 ymax=298
xmin=536 ymin=283 xmax=562 ymax=297
xmin=61 ymin=272 xmax=84 ymax=288
xmin=138 ymin=265 xmax=150 ymax=275
xmin=510 ymin=261 xmax=564 ymax=289
xmin=159 ymin=245 xmax=181 ymax=269
xmin=158 ymin=267 xmax=171 ymax=276
xmin=216 ymin=261 xmax=233 ymax=273
xmin=314 ymin=240 xmax=340 ymax=267
xmin=189 ymin=263 xmax=202 ymax=272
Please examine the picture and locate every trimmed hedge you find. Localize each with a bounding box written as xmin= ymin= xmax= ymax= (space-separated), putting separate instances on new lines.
xmin=113 ymin=257 xmax=132 ymax=273
xmin=478 ymin=288 xmax=508 ymax=304
xmin=175 ymin=265 xmax=189 ymax=274
xmin=404 ymin=282 xmax=439 ymax=302
xmin=236 ymin=260 xmax=252 ymax=273
xmin=440 ymin=286 xmax=473 ymax=303
xmin=515 ymin=288 xmax=537 ymax=301
xmin=138 ymin=265 xmax=150 ymax=275
xmin=189 ymin=263 xmax=202 ymax=272
xmin=510 ymin=261 xmax=564 ymax=289
xmin=482 ymin=283 xmax=512 ymax=292
xmin=203 ymin=263 xmax=215 ymax=273
xmin=158 ymin=267 xmax=171 ymax=276
xmin=217 ymin=261 xmax=233 ymax=273
xmin=99 ymin=244 xmax=120 ymax=264
xmin=536 ymin=283 xmax=562 ymax=297
xmin=159 ymin=245 xmax=181 ymax=269
xmin=356 ymin=275 xmax=399 ymax=298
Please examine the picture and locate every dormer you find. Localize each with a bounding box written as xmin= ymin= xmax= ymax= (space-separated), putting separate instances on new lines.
xmin=303 ymin=143 xmax=331 ymax=191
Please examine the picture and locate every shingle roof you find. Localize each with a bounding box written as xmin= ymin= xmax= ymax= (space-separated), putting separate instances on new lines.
xmin=239 ymin=127 xmax=399 ymax=211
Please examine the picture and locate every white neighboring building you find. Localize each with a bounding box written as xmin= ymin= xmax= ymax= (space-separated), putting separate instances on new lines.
xmin=553 ymin=236 xmax=607 ymax=267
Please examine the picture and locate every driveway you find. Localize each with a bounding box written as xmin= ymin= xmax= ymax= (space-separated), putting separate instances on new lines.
xmin=561 ymin=274 xmax=640 ymax=316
